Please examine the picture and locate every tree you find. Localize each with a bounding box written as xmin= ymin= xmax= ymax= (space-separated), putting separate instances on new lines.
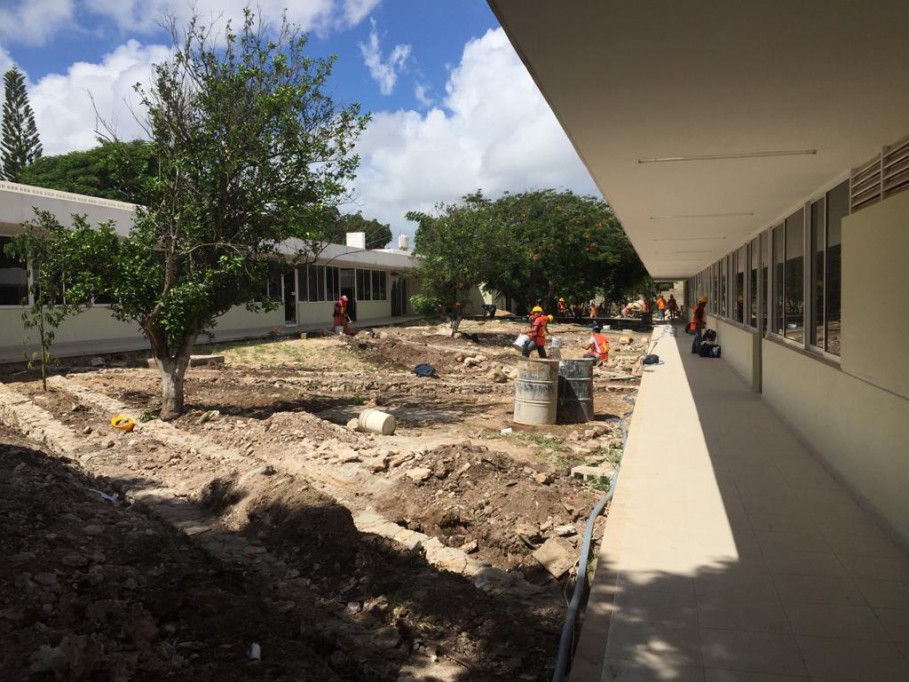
xmin=3 ymin=215 xmax=84 ymax=390
xmin=337 ymin=212 xmax=393 ymax=249
xmin=408 ymin=193 xmax=506 ymax=333
xmin=16 ymin=9 xmax=367 ymax=419
xmin=1 ymin=66 xmax=43 ymax=181
xmin=18 ymin=140 xmax=157 ymax=203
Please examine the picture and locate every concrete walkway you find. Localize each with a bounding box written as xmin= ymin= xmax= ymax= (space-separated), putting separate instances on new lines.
xmin=570 ymin=324 xmax=909 ymax=681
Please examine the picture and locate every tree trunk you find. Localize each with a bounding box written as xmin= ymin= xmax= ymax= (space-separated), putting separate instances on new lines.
xmin=152 ymin=335 xmax=196 ymax=421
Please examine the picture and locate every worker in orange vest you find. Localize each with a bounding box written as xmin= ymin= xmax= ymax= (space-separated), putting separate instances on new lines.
xmin=656 ymin=294 xmax=667 ymax=320
xmin=557 ymin=297 xmax=568 ymax=316
xmin=690 ymin=295 xmax=708 ymax=353
xmin=583 ymin=325 xmax=610 ymax=365
xmin=522 ymin=305 xmax=548 ymax=358
xmin=333 ymin=295 xmax=352 ymax=335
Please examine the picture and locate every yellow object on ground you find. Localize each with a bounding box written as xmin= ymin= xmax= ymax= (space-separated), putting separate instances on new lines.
xmin=110 ymin=415 xmax=135 ymax=432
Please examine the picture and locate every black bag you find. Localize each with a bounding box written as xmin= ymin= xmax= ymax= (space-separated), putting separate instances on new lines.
xmin=703 ymin=329 xmax=717 ymax=343
xmin=642 ymin=354 xmax=660 ymax=365
xmin=698 ymin=342 xmax=718 ymax=358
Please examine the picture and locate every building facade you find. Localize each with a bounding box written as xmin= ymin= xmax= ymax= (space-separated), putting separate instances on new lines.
xmin=0 ymin=181 xmax=420 ymax=362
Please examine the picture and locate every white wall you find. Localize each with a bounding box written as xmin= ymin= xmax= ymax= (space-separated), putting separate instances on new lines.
xmin=762 ymin=339 xmax=909 ymax=546
xmin=715 ymin=320 xmax=756 ymax=389
xmin=841 ymin=190 xmax=909 ymax=399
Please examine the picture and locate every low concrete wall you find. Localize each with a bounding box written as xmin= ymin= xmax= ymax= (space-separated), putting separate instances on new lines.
xmin=762 ymin=338 xmax=909 ymax=547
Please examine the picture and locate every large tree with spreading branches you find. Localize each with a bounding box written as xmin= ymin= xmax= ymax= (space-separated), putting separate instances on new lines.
xmin=1 ymin=66 xmax=43 ymax=181
xmin=10 ymin=9 xmax=368 ymax=419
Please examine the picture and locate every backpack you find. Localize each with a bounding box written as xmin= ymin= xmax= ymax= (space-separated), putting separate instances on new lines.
xmin=642 ymin=354 xmax=660 ymax=365
xmin=703 ymin=329 xmax=717 ymax=343
xmin=698 ymin=342 xmax=721 ymax=358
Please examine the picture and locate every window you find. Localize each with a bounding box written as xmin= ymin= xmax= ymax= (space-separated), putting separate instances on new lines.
xmin=825 ymin=181 xmax=847 ymax=356
xmin=749 ymin=235 xmax=759 ymax=328
xmin=810 ymin=198 xmax=825 ymax=348
xmin=784 ymin=209 xmax=804 ymax=342
xmin=0 ymin=236 xmax=29 ymax=306
xmin=356 ymin=269 xmax=371 ymax=301
xmin=326 ymin=266 xmax=341 ymax=301
xmin=296 ymin=267 xmax=308 ymax=301
xmin=735 ymin=246 xmax=745 ymax=323
xmin=772 ymin=224 xmax=785 ymax=334
xmin=307 ymin=265 xmax=325 ymax=302
xmin=718 ymin=257 xmax=727 ymax=317
xmin=372 ymin=270 xmax=386 ymax=300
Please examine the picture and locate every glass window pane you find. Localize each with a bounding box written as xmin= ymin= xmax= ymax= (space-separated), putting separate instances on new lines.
xmin=810 ymin=199 xmax=825 ymax=348
xmin=784 ymin=209 xmax=804 ymax=342
xmin=773 ymin=224 xmax=785 ymax=334
xmin=735 ymin=246 xmax=745 ymax=323
xmin=296 ymin=267 xmax=307 ymax=301
xmin=327 ymin=267 xmax=341 ymax=301
xmin=372 ymin=270 xmax=384 ymax=300
xmin=356 ymin=269 xmax=369 ymax=300
xmin=750 ymin=236 xmax=759 ymax=328
xmin=0 ymin=236 xmax=29 ymax=305
xmin=826 ymin=181 xmax=847 ymax=356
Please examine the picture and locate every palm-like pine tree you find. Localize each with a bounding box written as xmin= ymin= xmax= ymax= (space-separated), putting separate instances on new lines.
xmin=1 ymin=66 xmax=43 ymax=182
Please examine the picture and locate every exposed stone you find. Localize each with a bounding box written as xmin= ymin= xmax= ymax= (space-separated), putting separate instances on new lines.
xmin=532 ymin=537 xmax=578 ymax=579
xmin=533 ymin=471 xmax=554 ymax=485
xmin=404 ymin=467 xmax=432 ymax=483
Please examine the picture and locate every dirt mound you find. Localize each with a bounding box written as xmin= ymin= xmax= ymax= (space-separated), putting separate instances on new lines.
xmin=377 ymin=443 xmax=603 ymax=578
xmin=0 ymin=428 xmax=341 ymax=682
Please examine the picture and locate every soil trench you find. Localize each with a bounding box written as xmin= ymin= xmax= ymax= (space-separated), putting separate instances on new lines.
xmin=1 ymin=319 xmax=648 ymax=681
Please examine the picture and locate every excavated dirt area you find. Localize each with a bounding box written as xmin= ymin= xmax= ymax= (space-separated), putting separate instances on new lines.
xmin=1 ymin=319 xmax=649 ymax=681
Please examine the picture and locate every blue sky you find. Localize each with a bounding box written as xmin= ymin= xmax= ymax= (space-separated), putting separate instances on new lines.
xmin=0 ymin=0 xmax=598 ymax=242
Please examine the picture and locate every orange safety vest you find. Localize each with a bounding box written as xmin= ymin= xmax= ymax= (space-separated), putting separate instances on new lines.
xmin=689 ymin=304 xmax=705 ymax=330
xmin=657 ymin=297 xmax=666 ymax=310
xmin=590 ymin=333 xmax=609 ymax=359
xmin=530 ymin=315 xmax=547 ymax=346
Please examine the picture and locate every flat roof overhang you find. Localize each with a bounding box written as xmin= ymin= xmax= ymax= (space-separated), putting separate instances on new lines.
xmin=489 ymin=1 xmax=909 ymax=278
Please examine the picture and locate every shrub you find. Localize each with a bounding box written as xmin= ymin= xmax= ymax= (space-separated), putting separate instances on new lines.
xmin=409 ymin=294 xmax=440 ymax=317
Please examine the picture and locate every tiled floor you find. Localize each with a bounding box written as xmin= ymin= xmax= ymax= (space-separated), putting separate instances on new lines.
xmin=569 ymin=325 xmax=909 ymax=682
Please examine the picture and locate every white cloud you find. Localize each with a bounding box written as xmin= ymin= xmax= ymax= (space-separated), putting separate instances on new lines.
xmin=0 ymin=0 xmax=378 ymax=46
xmin=0 ymin=0 xmax=75 ymax=46
xmin=348 ymin=28 xmax=598 ymax=241
xmin=0 ymin=45 xmax=15 ymax=74
xmin=358 ymin=18 xmax=410 ymax=96
xmin=414 ymin=83 xmax=433 ymax=108
xmin=29 ymin=40 xmax=170 ymax=155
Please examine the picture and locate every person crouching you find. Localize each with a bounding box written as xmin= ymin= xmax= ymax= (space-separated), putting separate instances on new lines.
xmin=522 ymin=306 xmax=548 ymax=358
xmin=583 ymin=325 xmax=610 ymax=365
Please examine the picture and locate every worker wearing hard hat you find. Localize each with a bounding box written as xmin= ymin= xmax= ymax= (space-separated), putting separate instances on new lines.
xmin=690 ymin=295 xmax=708 ymax=353
xmin=557 ymin=297 xmax=568 ymax=316
xmin=522 ymin=306 xmax=549 ymax=358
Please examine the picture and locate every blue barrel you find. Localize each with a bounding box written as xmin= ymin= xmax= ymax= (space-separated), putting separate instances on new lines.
xmin=558 ymin=359 xmax=595 ymax=423
xmin=514 ymin=359 xmax=560 ymax=425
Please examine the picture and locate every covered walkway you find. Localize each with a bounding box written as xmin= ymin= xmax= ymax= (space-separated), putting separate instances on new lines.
xmin=571 ymin=324 xmax=909 ymax=681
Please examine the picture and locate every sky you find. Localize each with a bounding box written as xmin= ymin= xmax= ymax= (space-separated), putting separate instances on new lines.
xmin=0 ymin=0 xmax=599 ymax=245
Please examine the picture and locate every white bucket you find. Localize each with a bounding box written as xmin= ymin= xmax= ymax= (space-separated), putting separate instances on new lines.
xmin=514 ymin=333 xmax=529 ymax=348
xmin=334 ymin=325 xmax=344 ymax=334
xmin=550 ymin=337 xmax=561 ymax=348
xmin=358 ymin=408 xmax=396 ymax=435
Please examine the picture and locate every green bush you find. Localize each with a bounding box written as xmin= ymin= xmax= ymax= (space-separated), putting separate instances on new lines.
xmin=409 ymin=294 xmax=440 ymax=317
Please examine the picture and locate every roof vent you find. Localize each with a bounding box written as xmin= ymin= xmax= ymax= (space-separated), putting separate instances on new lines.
xmin=346 ymin=232 xmax=366 ymax=249
xmin=397 ymin=233 xmax=409 ymax=251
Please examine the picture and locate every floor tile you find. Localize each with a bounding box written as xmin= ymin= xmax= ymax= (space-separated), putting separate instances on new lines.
xmin=839 ymin=553 xmax=909 ymax=581
xmin=783 ymin=602 xmax=888 ymax=640
xmin=755 ymin=530 xmax=831 ymax=557
xmin=605 ymin=621 xmax=704 ymax=668
xmin=763 ymin=551 xmax=846 ymax=578
xmin=854 ymin=578 xmax=909 ymax=609
xmin=875 ymin=607 xmax=909 ymax=643
xmin=700 ymin=629 xmax=807 ymax=676
xmin=601 ymin=660 xmax=706 ymax=681
xmin=697 ymin=593 xmax=790 ymax=634
xmin=796 ymin=636 xmax=909 ymax=681
xmin=772 ymin=573 xmax=866 ymax=606
xmin=703 ymin=670 xmax=809 ymax=682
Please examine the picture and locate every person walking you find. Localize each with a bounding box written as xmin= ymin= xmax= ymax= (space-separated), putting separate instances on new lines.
xmin=582 ymin=325 xmax=610 ymax=365
xmin=668 ymin=294 xmax=678 ymax=320
xmin=522 ymin=305 xmax=549 ymax=358
xmin=656 ymin=294 xmax=667 ymax=320
xmin=690 ymin=295 xmax=708 ymax=353
xmin=557 ymin=297 xmax=568 ymax=317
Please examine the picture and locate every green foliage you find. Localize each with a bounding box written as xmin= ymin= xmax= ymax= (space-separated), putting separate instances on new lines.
xmin=18 ymin=140 xmax=156 ymax=203
xmin=1 ymin=66 xmax=43 ymax=181
xmin=17 ymin=9 xmax=367 ymax=419
xmin=588 ymin=475 xmax=612 ymax=493
xmin=409 ymin=293 xmax=440 ymax=317
xmin=408 ymin=189 xmax=651 ymax=316
xmin=4 ymin=226 xmax=85 ymax=390
xmin=332 ymin=211 xmax=393 ymax=249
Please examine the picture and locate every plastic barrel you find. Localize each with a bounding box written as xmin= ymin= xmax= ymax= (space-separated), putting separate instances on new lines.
xmin=358 ymin=408 xmax=397 ymax=435
xmin=513 ymin=358 xmax=559 ymax=425
xmin=557 ymin=359 xmax=595 ymax=423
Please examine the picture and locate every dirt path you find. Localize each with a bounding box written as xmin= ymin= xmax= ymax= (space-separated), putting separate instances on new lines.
xmin=1 ymin=320 xmax=647 ymax=680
